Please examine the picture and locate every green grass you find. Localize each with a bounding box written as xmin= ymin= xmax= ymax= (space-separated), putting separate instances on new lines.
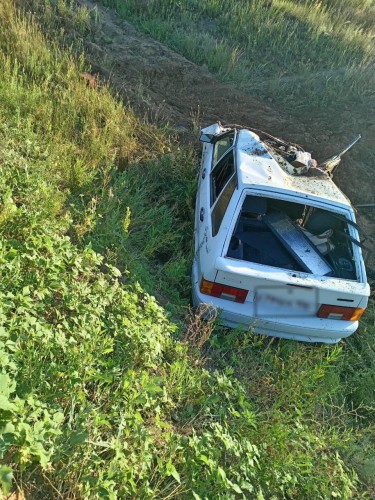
xmin=100 ymin=0 xmax=375 ymax=110
xmin=0 ymin=0 xmax=374 ymax=498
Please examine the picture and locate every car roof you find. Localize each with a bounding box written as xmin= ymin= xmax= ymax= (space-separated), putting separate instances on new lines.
xmin=235 ymin=129 xmax=351 ymax=208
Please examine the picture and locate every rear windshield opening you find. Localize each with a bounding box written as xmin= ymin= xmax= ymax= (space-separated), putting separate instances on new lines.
xmin=226 ymin=195 xmax=359 ymax=280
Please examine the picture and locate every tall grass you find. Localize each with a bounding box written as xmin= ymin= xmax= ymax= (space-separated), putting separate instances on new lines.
xmin=0 ymin=0 xmax=374 ymax=497
xmin=1 ymin=0 xmax=196 ymax=306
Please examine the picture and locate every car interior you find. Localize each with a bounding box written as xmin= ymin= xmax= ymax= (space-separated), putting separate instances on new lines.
xmin=226 ymin=195 xmax=359 ymax=280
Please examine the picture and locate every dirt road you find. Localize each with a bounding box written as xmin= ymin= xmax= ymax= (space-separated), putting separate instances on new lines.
xmin=79 ymin=0 xmax=375 ymax=274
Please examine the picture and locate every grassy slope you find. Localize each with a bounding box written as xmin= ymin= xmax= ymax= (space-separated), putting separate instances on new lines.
xmin=101 ymin=0 xmax=374 ymax=112
xmin=0 ymin=0 xmax=374 ymax=498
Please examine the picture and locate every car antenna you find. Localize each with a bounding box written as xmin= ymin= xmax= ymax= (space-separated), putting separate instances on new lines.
xmin=319 ymin=134 xmax=361 ymax=176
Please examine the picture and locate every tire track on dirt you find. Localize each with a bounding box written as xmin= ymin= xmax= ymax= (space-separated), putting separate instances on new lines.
xmin=80 ymin=1 xmax=311 ymax=141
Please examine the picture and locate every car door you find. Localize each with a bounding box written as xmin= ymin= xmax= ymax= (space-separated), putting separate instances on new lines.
xmin=195 ymin=130 xmax=236 ymax=279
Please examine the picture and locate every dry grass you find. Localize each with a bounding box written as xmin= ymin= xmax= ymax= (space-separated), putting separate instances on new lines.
xmin=183 ymin=304 xmax=218 ymax=349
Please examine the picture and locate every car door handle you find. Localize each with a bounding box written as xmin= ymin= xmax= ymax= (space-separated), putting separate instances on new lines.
xmin=200 ymin=207 xmax=205 ymax=222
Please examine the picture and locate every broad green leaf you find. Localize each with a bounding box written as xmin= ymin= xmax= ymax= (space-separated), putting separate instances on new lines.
xmin=0 ymin=466 xmax=13 ymax=494
xmin=0 ymin=433 xmax=16 ymax=460
xmin=231 ymin=483 xmax=243 ymax=494
xmin=32 ymin=442 xmax=50 ymax=468
xmin=166 ymin=462 xmax=180 ymax=483
xmin=170 ymin=466 xmax=180 ymax=484
xmin=69 ymin=430 xmax=88 ymax=446
xmin=0 ymin=395 xmax=16 ymax=412
xmin=53 ymin=412 xmax=65 ymax=424
xmin=0 ymin=376 xmax=8 ymax=396
xmin=217 ymin=466 xmax=227 ymax=481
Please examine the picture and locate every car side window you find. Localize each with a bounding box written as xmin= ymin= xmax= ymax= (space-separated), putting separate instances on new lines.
xmin=213 ymin=131 xmax=235 ymax=166
xmin=211 ymin=176 xmax=236 ymax=236
xmin=211 ymin=150 xmax=237 ymax=236
xmin=211 ymin=150 xmax=235 ymax=206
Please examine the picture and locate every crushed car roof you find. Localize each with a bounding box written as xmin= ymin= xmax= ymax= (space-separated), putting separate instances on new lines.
xmin=236 ymin=129 xmax=351 ymax=207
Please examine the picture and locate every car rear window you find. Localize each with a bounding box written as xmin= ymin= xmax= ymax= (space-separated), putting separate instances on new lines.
xmin=226 ymin=194 xmax=359 ymax=280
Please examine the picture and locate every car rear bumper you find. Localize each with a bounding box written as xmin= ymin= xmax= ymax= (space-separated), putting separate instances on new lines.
xmin=192 ymin=261 xmax=358 ymax=344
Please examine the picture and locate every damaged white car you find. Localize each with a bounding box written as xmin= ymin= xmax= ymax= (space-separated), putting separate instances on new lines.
xmin=192 ymin=122 xmax=370 ymax=343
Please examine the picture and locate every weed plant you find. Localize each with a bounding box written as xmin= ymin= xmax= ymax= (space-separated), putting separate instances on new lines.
xmin=0 ymin=0 xmax=374 ymax=498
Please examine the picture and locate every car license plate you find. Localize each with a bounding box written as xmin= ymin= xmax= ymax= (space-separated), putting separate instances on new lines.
xmin=254 ymin=285 xmax=317 ymax=318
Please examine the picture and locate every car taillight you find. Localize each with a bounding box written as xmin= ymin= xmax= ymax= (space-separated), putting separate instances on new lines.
xmin=200 ymin=278 xmax=248 ymax=303
xmin=317 ymin=304 xmax=365 ymax=321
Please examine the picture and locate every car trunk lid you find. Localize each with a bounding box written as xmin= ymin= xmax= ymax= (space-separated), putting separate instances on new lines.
xmin=214 ymin=256 xmax=369 ymax=319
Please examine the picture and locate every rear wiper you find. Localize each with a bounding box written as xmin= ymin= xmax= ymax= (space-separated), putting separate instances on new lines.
xmin=327 ymin=212 xmax=368 ymax=242
xmin=342 ymin=232 xmax=365 ymax=249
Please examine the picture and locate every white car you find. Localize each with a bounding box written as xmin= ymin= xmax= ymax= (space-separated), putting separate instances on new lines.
xmin=192 ymin=122 xmax=370 ymax=343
